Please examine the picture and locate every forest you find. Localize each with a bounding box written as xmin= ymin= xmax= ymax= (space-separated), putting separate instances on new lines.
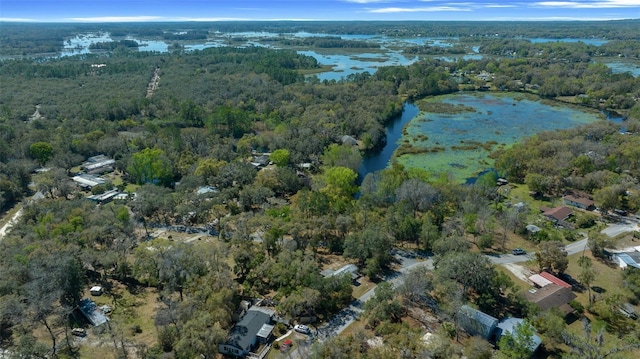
xmin=1 ymin=21 xmax=640 ymax=359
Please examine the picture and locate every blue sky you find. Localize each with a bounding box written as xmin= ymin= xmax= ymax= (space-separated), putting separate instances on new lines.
xmin=1 ymin=0 xmax=639 ymax=22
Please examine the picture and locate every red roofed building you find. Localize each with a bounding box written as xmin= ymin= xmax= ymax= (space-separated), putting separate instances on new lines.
xmin=539 ymin=271 xmax=572 ymax=289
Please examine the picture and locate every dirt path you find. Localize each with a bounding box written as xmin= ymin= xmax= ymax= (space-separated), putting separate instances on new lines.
xmin=0 ymin=207 xmax=23 ymax=241
xmin=501 ymin=262 xmax=534 ymax=284
xmin=146 ymin=67 xmax=160 ymax=98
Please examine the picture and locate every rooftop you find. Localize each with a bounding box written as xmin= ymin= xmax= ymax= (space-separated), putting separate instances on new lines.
xmin=540 ymin=206 xmax=573 ymax=222
xmin=78 ymin=298 xmax=108 ymax=326
xmin=563 ymin=194 xmax=595 ymax=208
xmin=524 ymin=284 xmax=576 ymax=315
xmin=226 ymin=309 xmax=272 ymax=352
xmin=539 ymin=271 xmax=572 ymax=289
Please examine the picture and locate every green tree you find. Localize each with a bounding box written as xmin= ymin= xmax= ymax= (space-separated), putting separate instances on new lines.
xmin=535 ymin=241 xmax=568 ymax=274
xmin=497 ymin=319 xmax=537 ymax=359
xmin=29 ymin=141 xmax=53 ymax=166
xmin=127 ymin=147 xmax=174 ymax=186
xmin=588 ymin=230 xmax=614 ymax=259
xmin=320 ymin=143 xmax=362 ymax=172
xmin=364 ymin=282 xmax=404 ymax=328
xmin=578 ymin=255 xmax=596 ymax=305
xmin=435 ymin=252 xmax=496 ymax=296
xmin=269 ymin=148 xmax=290 ymax=167
xmin=320 ymin=166 xmax=358 ymax=211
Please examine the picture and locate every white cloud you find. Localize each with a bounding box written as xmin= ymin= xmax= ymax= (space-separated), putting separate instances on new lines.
xmin=0 ymin=17 xmax=38 ymax=22
xmin=485 ymin=4 xmax=517 ymax=8
xmin=370 ymin=6 xmax=472 ymax=13
xmin=66 ymin=16 xmax=165 ymax=22
xmin=535 ymin=1 xmax=640 ymax=8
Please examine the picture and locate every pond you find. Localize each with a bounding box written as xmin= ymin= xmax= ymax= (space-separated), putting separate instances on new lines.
xmin=603 ymin=61 xmax=640 ymax=77
xmin=297 ymin=50 xmax=419 ymax=81
xmin=363 ymin=93 xmax=606 ymax=182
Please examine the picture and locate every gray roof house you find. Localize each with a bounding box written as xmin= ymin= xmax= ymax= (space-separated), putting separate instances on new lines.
xmin=82 ymin=154 xmax=115 ymax=174
xmin=324 ymin=264 xmax=360 ymax=280
xmin=458 ymin=305 xmax=498 ymax=340
xmin=219 ymin=309 xmax=274 ymax=357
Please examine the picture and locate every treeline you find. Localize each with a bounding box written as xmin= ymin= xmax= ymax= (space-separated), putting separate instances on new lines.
xmin=277 ymin=37 xmax=379 ymax=49
xmin=88 ymin=40 xmax=140 ymax=50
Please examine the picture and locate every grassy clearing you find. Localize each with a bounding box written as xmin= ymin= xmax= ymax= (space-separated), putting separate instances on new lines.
xmin=75 ymin=283 xmax=159 ymax=358
xmin=495 ymin=265 xmax=530 ymax=291
xmin=352 ymin=277 xmax=376 ymax=299
xmin=565 ymin=252 xmax=624 ymax=307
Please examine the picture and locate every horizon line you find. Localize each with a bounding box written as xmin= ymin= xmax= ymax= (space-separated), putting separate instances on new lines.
xmin=1 ymin=17 xmax=639 ymax=23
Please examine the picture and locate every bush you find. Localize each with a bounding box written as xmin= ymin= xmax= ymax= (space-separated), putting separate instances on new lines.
xmin=130 ymin=324 xmax=142 ymax=335
xmin=569 ymin=300 xmax=585 ymax=314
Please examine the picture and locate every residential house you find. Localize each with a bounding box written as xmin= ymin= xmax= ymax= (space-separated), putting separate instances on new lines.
xmin=563 ymin=194 xmax=595 ymax=210
xmin=524 ymin=283 xmax=576 ymax=316
xmin=458 ymin=305 xmax=498 ymax=340
xmin=341 ymin=135 xmax=358 ymax=146
xmin=72 ymin=174 xmax=106 ymax=189
xmin=538 ymin=271 xmax=572 ymax=289
xmin=87 ymin=189 xmax=120 ymax=204
xmin=612 ymin=248 xmax=640 ymax=269
xmin=540 ymin=206 xmax=573 ymax=223
xmin=219 ymin=309 xmax=274 ymax=357
xmin=325 ymin=264 xmax=360 ymax=280
xmin=78 ymin=298 xmax=108 ymax=326
xmin=82 ymin=154 xmax=115 ymax=174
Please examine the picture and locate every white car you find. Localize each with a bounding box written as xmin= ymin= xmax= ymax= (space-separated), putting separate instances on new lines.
xmin=294 ymin=324 xmax=311 ymax=334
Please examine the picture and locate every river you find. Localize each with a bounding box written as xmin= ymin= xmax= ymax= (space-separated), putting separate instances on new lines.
xmin=358 ymin=102 xmax=419 ymax=179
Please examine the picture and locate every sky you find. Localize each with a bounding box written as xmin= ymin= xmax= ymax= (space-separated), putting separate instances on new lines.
xmin=1 ymin=0 xmax=639 ymax=22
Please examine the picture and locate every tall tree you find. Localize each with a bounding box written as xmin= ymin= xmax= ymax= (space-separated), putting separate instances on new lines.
xmin=578 ymin=255 xmax=596 ymax=305
xmin=127 ymin=147 xmax=174 ymax=186
xmin=29 ymin=141 xmax=53 ymax=166
xmin=536 ymin=241 xmax=568 ymax=274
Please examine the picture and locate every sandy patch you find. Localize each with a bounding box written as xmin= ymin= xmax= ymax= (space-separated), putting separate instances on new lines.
xmin=502 ymin=263 xmax=534 ymax=284
xmin=0 ymin=208 xmax=23 ymax=240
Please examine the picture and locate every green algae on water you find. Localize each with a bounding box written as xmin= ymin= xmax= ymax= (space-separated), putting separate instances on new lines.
xmin=395 ymin=92 xmax=605 ymax=182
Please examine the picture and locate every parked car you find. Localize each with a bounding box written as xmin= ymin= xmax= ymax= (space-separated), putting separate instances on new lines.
xmin=512 ymin=248 xmax=527 ymax=255
xmin=294 ymin=324 xmax=311 ymax=334
xmin=72 ymin=328 xmax=86 ymax=337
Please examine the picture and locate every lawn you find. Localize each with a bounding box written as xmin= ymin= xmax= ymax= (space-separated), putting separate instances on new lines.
xmin=77 ymin=283 xmax=159 ymax=358
xmin=564 ymin=251 xmax=624 ymax=307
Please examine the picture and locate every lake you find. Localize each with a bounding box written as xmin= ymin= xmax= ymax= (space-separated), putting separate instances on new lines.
xmin=57 ymin=32 xmax=428 ymax=80
xmin=604 ymin=61 xmax=640 ymax=77
xmin=361 ymin=93 xmax=606 ymax=182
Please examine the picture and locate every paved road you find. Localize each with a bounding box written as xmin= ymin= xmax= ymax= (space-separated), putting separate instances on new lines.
xmin=487 ymin=238 xmax=589 ymax=265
